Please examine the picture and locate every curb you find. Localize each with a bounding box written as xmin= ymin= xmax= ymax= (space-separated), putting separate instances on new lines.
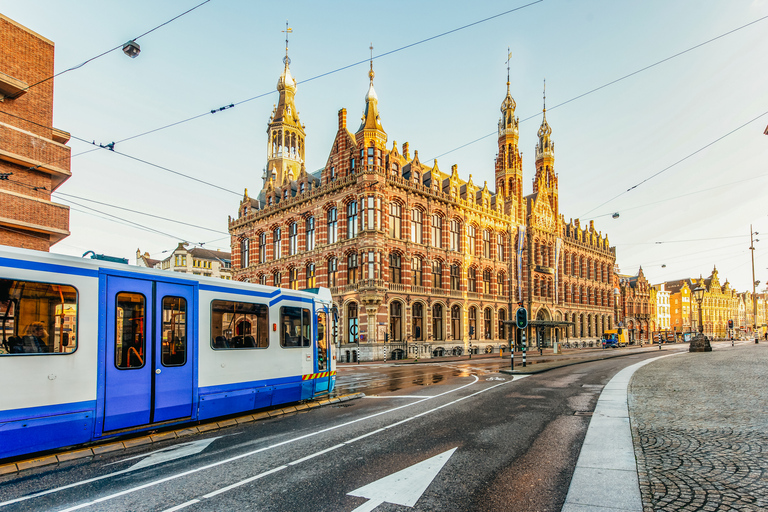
xmin=0 ymin=392 xmax=365 ymax=476
xmin=500 ymin=347 xmax=670 ymax=375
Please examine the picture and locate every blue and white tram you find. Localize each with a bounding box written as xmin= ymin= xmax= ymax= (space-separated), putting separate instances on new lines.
xmin=0 ymin=245 xmax=336 ymax=460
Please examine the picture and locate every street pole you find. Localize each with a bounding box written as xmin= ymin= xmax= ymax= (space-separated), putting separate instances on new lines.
xmin=522 ymin=331 xmax=527 ymax=368
xmin=751 ymin=225 xmax=759 ymax=343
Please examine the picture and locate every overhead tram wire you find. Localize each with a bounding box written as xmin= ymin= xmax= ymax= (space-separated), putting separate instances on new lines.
xmin=579 ymin=108 xmax=768 ymax=218
xmin=428 ymin=13 xmax=768 ymax=163
xmin=52 ymin=191 xmax=229 ymax=235
xmin=19 ymin=0 xmax=213 ymax=94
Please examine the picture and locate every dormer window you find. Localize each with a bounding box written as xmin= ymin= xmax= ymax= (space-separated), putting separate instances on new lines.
xmin=283 ymin=190 xmax=289 ymax=200
xmin=300 ymin=182 xmax=306 ymax=194
xmin=414 ymin=171 xmax=420 ymax=183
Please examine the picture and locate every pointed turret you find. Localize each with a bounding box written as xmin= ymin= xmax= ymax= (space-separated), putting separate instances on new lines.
xmin=533 ymin=80 xmax=558 ymax=218
xmin=356 ymin=44 xmax=387 ymax=154
xmin=264 ymin=23 xmax=306 ymax=189
xmin=494 ymin=49 xmax=523 ymax=223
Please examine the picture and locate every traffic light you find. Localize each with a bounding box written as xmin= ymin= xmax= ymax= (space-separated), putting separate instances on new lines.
xmin=516 ymin=307 xmax=528 ymax=329
xmin=728 ymin=319 xmax=734 ymax=329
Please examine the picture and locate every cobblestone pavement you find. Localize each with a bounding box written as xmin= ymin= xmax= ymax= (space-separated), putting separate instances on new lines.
xmin=628 ymin=343 xmax=768 ymax=511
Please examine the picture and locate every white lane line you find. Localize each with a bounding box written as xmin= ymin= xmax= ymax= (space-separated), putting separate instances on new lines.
xmin=364 ymin=395 xmax=434 ymax=399
xmin=1 ymin=377 xmax=480 ymax=510
xmin=160 ymin=375 xmax=530 ymax=512
xmin=162 ymin=500 xmax=200 ymax=512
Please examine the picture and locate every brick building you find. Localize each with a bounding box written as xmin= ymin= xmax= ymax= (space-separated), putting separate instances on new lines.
xmin=0 ymin=14 xmax=71 ymax=250
xmin=229 ymin=52 xmax=616 ymax=361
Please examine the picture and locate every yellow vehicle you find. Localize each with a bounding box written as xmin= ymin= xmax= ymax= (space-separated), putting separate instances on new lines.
xmin=602 ymin=328 xmax=628 ymax=348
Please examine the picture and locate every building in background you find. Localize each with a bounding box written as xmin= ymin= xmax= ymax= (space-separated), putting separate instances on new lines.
xmin=229 ymin=51 xmax=616 ymax=361
xmin=653 ymin=283 xmax=670 ymax=334
xmin=0 ymin=13 xmax=71 ymax=251
xmin=618 ymin=267 xmax=652 ymax=343
xmin=136 ymin=243 xmax=232 ymax=280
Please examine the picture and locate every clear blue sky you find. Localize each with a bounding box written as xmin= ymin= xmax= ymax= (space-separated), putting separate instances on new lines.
xmin=3 ymin=0 xmax=768 ymax=291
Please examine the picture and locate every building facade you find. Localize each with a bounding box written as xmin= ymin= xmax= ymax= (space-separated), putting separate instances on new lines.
xmin=0 ymin=14 xmax=71 ymax=251
xmin=229 ymin=53 xmax=616 ymax=361
xmin=136 ymin=243 xmax=233 ymax=279
xmin=618 ymin=267 xmax=653 ymax=343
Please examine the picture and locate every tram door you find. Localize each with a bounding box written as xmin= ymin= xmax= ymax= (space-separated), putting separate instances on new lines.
xmin=103 ymin=276 xmax=195 ymax=432
xmin=314 ymin=310 xmax=332 ymax=393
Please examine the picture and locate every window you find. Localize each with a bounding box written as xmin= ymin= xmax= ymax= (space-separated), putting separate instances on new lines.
xmin=306 ymin=217 xmax=315 ymax=251
xmin=469 ymin=307 xmax=477 ymax=340
xmin=347 ymin=302 xmax=359 ymax=343
xmin=347 ymin=201 xmax=358 ymax=238
xmin=307 ymin=263 xmax=316 ymax=288
xmin=484 ymin=307 xmax=492 ymax=340
xmin=367 ymin=146 xmax=374 ymax=166
xmin=330 ymin=166 xmax=336 ymax=181
xmin=367 ymin=250 xmax=377 ymax=280
xmin=240 ymin=238 xmax=249 ymax=268
xmin=483 ymin=230 xmax=491 ymax=258
xmin=0 ymin=278 xmax=78 ymax=356
xmin=390 ymin=301 xmax=402 ymax=341
xmin=348 ymin=252 xmax=359 ymax=284
xmin=210 ymin=300 xmax=268 ymax=349
xmin=289 ymin=268 xmax=299 ymax=290
xmin=116 ymin=292 xmax=146 ymax=368
xmin=412 ymin=257 xmax=423 ymax=287
xmin=498 ymin=309 xmax=507 ymax=340
xmin=467 ymin=225 xmax=476 ymax=256
xmin=450 ymin=264 xmax=461 ymax=291
xmin=468 ymin=267 xmax=477 ymax=292
xmin=389 ymin=253 xmax=402 ymax=284
xmin=451 ymin=305 xmax=461 ymax=341
xmin=328 ymin=258 xmax=338 ymax=287
xmin=289 ymin=222 xmax=298 ymax=256
xmin=273 ymin=227 xmax=282 ymax=259
xmin=327 ymin=208 xmax=338 ymax=244
xmin=432 ymin=260 xmax=442 ymax=289
xmin=175 ymin=254 xmax=187 ymax=267
xmin=389 ymin=202 xmax=402 ymax=238
xmin=259 ymin=274 xmax=267 ymax=286
xmin=483 ymin=270 xmax=491 ymax=294
xmin=411 ymin=209 xmax=423 ymax=244
xmin=161 ymin=297 xmax=187 ymax=366
xmin=431 ymin=215 xmax=443 ymax=248
xmin=300 ymin=182 xmax=305 ymax=194
xmin=363 ymin=196 xmax=381 ymax=231
xmin=497 ymin=273 xmax=505 ymax=297
xmin=497 ymin=234 xmax=504 ymax=261
xmin=450 ymin=220 xmax=461 ymax=252
xmin=412 ymin=303 xmax=423 ymax=341
xmin=280 ymin=306 xmax=311 ymax=347
xmin=433 ymin=304 xmax=444 ymax=341
xmin=273 ymin=272 xmax=281 ymax=287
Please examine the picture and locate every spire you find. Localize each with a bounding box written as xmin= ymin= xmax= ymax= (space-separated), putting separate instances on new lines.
xmin=500 ymin=48 xmax=517 ymax=117
xmin=357 ymin=43 xmax=386 ymax=140
xmin=537 ymin=79 xmax=552 ymax=140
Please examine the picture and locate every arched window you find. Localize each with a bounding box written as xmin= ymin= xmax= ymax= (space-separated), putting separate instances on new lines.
xmin=412 ymin=257 xmax=423 ymax=287
xmin=451 ymin=305 xmax=462 ymax=341
xmin=240 ymin=237 xmax=250 ymax=268
xmin=327 ymin=208 xmax=338 ymax=244
xmin=259 ymin=273 xmax=267 ymax=286
xmin=347 ymin=201 xmax=358 ymax=238
xmin=483 ymin=230 xmax=491 ymax=258
xmin=467 ymin=224 xmax=476 ymax=256
xmin=450 ymin=264 xmax=461 ymax=291
xmin=497 ymin=273 xmax=505 ymax=297
xmin=497 ymin=233 xmax=505 ymax=261
xmin=306 ymin=217 xmax=315 ymax=251
xmin=306 ymin=263 xmax=316 ymax=288
xmin=328 ymin=257 xmax=338 ymax=288
xmin=433 ymin=304 xmax=444 ymax=341
xmin=289 ymin=267 xmax=299 ymax=290
xmin=390 ymin=301 xmax=402 ymax=342
xmin=273 ymin=271 xmax=281 ymax=287
xmin=484 ymin=307 xmax=492 ymax=339
xmin=389 ymin=253 xmax=402 ymax=284
xmin=258 ymin=232 xmax=267 ymax=263
xmin=289 ymin=222 xmax=298 ymax=256
xmin=468 ymin=307 xmax=477 ymax=340
xmin=431 ymin=215 xmax=443 ymax=248
xmin=432 ymin=260 xmax=443 ymax=289
xmin=348 ymin=303 xmax=359 ymax=344
xmin=411 ymin=208 xmax=423 ymax=244
xmin=347 ymin=252 xmax=359 ymax=284
xmin=450 ymin=220 xmax=461 ymax=251
xmin=483 ymin=270 xmax=491 ymax=294
xmin=468 ymin=267 xmax=477 ymax=292
xmin=273 ymin=227 xmax=282 ymax=259
xmin=498 ymin=309 xmax=507 ymax=340
xmin=412 ymin=303 xmax=424 ymax=341
xmin=389 ymin=202 xmax=402 ymax=239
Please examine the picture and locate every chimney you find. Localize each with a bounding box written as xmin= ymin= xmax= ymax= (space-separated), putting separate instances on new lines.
xmin=339 ymin=108 xmax=347 ymax=129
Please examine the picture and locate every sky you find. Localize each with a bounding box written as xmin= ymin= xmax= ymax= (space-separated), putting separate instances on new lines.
xmin=3 ymin=0 xmax=768 ymax=292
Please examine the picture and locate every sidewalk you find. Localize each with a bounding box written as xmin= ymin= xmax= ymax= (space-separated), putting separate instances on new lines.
xmin=563 ymin=341 xmax=768 ymax=512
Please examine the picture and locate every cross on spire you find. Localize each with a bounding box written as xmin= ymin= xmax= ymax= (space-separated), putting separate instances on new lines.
xmin=506 ymin=47 xmax=512 ymax=91
xmin=282 ymin=21 xmax=292 ymax=66
xmin=543 ymin=78 xmax=546 ymax=113
xmin=369 ymin=43 xmax=375 ymax=82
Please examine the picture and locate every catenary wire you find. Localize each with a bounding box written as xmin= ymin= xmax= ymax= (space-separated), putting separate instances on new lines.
xmin=20 ymin=0 xmax=212 ymax=93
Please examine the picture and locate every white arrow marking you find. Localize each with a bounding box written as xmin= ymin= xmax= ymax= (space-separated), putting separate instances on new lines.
xmin=115 ymin=437 xmax=221 ymax=471
xmin=348 ymin=447 xmax=457 ymax=511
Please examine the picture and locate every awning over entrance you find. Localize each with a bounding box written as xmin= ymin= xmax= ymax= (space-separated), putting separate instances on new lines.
xmin=528 ymin=320 xmax=575 ymax=327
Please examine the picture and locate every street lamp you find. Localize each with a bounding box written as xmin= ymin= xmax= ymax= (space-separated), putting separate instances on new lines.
xmin=690 ymin=286 xmax=711 ymax=352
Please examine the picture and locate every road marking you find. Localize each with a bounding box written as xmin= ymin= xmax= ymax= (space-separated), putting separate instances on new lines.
xmin=108 ymin=438 xmax=220 ymax=471
xmin=364 ymin=395 xmax=434 ymax=399
xmin=159 ymin=376 xmax=529 ymax=512
xmin=348 ymin=447 xmax=457 ymax=511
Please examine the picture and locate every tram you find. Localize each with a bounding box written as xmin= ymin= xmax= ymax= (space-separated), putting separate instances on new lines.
xmin=0 ymin=245 xmax=336 ymax=460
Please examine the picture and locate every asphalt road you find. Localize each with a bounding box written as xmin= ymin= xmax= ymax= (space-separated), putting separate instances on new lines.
xmin=0 ymin=349 xmax=680 ymax=512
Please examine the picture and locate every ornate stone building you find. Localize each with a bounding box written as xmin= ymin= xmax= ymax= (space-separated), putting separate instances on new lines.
xmin=229 ymin=51 xmax=616 ymax=361
xmin=618 ymin=267 xmax=653 ymax=343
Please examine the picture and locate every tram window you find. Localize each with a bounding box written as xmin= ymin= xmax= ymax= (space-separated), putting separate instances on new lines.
xmin=116 ymin=292 xmax=146 ymax=369
xmin=210 ymin=300 xmax=268 ymax=350
xmin=0 ymin=278 xmax=78 ymax=355
xmin=162 ymin=296 xmax=187 ymax=366
xmin=280 ymin=306 xmax=311 ymax=348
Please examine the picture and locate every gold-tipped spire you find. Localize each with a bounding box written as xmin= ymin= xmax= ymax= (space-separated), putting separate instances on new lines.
xmin=282 ymin=21 xmax=292 ymax=66
xmin=538 ymin=78 xmax=551 ymax=139
xmin=368 ymin=43 xmax=375 ymax=83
